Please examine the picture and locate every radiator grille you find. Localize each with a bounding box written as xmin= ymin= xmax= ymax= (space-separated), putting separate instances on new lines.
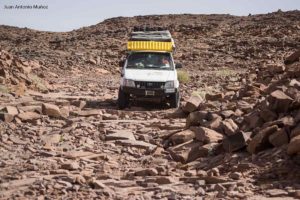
xmin=135 ymin=81 xmax=165 ymax=89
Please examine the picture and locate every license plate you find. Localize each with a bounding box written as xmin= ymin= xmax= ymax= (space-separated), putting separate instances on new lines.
xmin=145 ymin=90 xmax=155 ymax=96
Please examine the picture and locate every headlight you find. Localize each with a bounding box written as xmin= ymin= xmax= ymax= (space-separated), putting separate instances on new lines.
xmin=165 ymin=81 xmax=175 ymax=88
xmin=123 ymin=79 xmax=135 ymax=87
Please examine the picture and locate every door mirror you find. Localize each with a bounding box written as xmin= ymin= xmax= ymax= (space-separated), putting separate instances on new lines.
xmin=119 ymin=60 xmax=125 ymax=67
xmin=175 ymin=63 xmax=182 ymax=69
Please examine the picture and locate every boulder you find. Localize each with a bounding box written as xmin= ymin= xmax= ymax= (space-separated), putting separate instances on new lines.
xmin=291 ymin=124 xmax=300 ymax=139
xmin=182 ymin=96 xmax=203 ymax=113
xmin=105 ymin=130 xmax=135 ymax=141
xmin=259 ymin=109 xmax=277 ymax=122
xmin=42 ymin=103 xmax=61 ymax=118
xmin=18 ymin=105 xmax=42 ymax=113
xmin=71 ymin=100 xmax=86 ymax=109
xmin=41 ymin=133 xmax=61 ymax=145
xmin=222 ymin=131 xmax=250 ymax=152
xmin=205 ymin=93 xmax=224 ymax=101
xmin=237 ymin=100 xmax=253 ymax=112
xmin=186 ymin=111 xmax=208 ymax=127
xmin=61 ymin=162 xmax=80 ymax=170
xmin=220 ymin=110 xmax=235 ymax=118
xmin=203 ymin=117 xmax=222 ymax=132
xmin=17 ymin=111 xmax=40 ymax=122
xmin=221 ymin=119 xmax=239 ymax=136
xmin=169 ymin=129 xmax=196 ymax=145
xmin=268 ymin=129 xmax=289 ymax=147
xmin=244 ymin=111 xmax=264 ymax=130
xmin=262 ymin=116 xmax=295 ymax=128
xmin=198 ymin=143 xmax=220 ymax=157
xmin=190 ymin=126 xmax=223 ymax=143
xmin=247 ymin=125 xmax=278 ymax=154
xmin=168 ymin=140 xmax=202 ymax=163
xmin=266 ymin=64 xmax=285 ymax=73
xmin=134 ymin=168 xmax=158 ymax=176
xmin=0 ymin=113 xmax=14 ymax=122
xmin=168 ymin=140 xmax=218 ymax=163
xmin=287 ymin=135 xmax=300 ymax=155
xmin=284 ymin=49 xmax=300 ymax=65
xmin=1 ymin=106 xmax=18 ymax=116
xmin=115 ymin=140 xmax=156 ymax=152
xmin=268 ymin=90 xmax=293 ymax=113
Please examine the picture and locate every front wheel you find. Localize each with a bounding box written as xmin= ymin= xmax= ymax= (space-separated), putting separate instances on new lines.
xmin=170 ymin=91 xmax=180 ymax=108
xmin=118 ymin=88 xmax=129 ymax=109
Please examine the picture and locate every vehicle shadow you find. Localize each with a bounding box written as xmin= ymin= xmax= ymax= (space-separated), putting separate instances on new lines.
xmin=85 ymin=99 xmax=173 ymax=111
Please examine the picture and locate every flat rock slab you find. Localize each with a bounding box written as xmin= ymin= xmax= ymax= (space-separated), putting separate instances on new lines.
xmin=115 ymin=140 xmax=157 ymax=151
xmin=74 ymin=109 xmax=102 ymax=117
xmin=27 ymin=90 xmax=104 ymax=101
xmin=106 ymin=130 xmax=136 ymax=141
xmin=63 ymin=151 xmax=96 ymax=159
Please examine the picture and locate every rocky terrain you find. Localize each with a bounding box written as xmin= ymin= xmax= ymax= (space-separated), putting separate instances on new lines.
xmin=0 ymin=10 xmax=300 ymax=199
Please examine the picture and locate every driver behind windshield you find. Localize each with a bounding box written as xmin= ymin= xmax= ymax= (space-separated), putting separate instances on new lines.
xmin=127 ymin=53 xmax=172 ymax=70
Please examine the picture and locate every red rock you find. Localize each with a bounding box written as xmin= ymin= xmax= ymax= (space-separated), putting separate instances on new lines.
xmin=182 ymin=95 xmax=203 ymax=113
xmin=287 ymin=135 xmax=300 ymax=155
xmin=229 ymin=172 xmax=242 ymax=180
xmin=134 ymin=168 xmax=158 ymax=176
xmin=71 ymin=100 xmax=86 ymax=109
xmin=204 ymin=117 xmax=222 ymax=132
xmin=168 ymin=140 xmax=204 ymax=163
xmin=247 ymin=125 xmax=278 ymax=154
xmin=169 ymin=129 xmax=196 ymax=145
xmin=222 ymin=131 xmax=250 ymax=152
xmin=284 ymin=49 xmax=300 ymax=65
xmin=0 ymin=113 xmax=14 ymax=122
xmin=2 ymin=106 xmax=18 ymax=115
xmin=268 ymin=129 xmax=289 ymax=147
xmin=237 ymin=101 xmax=253 ymax=112
xmin=268 ymin=90 xmax=293 ymax=113
xmin=75 ymin=109 xmax=102 ymax=117
xmin=186 ymin=111 xmax=208 ymax=127
xmin=105 ymin=130 xmax=135 ymax=141
xmin=291 ymin=124 xmax=300 ymax=139
xmin=205 ymin=93 xmax=224 ymax=101
xmin=221 ymin=119 xmax=239 ymax=136
xmin=61 ymin=162 xmax=80 ymax=170
xmin=115 ymin=140 xmax=157 ymax=151
xmin=244 ymin=111 xmax=264 ymax=130
xmin=266 ymin=189 xmax=288 ymax=197
xmin=259 ymin=109 xmax=277 ymax=122
xmin=17 ymin=111 xmax=40 ymax=122
xmin=266 ymin=64 xmax=285 ymax=73
xmin=191 ymin=126 xmax=223 ymax=143
xmin=42 ymin=103 xmax=62 ymax=118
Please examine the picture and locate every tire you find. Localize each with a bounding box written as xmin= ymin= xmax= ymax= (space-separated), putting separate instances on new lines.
xmin=170 ymin=91 xmax=180 ymax=108
xmin=118 ymin=88 xmax=129 ymax=109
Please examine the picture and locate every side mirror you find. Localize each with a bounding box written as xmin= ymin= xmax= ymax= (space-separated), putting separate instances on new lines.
xmin=119 ymin=60 xmax=125 ymax=67
xmin=175 ymin=63 xmax=182 ymax=69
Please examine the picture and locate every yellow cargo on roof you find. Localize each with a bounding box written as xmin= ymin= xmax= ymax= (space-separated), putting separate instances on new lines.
xmin=127 ymin=41 xmax=173 ymax=52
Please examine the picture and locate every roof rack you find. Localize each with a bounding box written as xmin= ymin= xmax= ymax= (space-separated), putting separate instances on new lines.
xmin=127 ymin=28 xmax=175 ymax=52
xmin=129 ymin=31 xmax=172 ymax=42
xmin=132 ymin=26 xmax=168 ymax=32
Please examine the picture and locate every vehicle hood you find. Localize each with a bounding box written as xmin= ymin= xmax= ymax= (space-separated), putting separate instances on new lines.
xmin=124 ymin=69 xmax=175 ymax=82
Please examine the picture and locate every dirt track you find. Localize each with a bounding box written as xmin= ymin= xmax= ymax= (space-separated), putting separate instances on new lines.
xmin=1 ymin=10 xmax=300 ymax=199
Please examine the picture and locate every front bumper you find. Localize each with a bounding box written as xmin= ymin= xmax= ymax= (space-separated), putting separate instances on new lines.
xmin=123 ymin=86 xmax=177 ymax=98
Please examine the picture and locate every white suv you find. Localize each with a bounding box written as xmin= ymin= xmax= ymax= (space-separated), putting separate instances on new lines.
xmin=118 ymin=30 xmax=181 ymax=109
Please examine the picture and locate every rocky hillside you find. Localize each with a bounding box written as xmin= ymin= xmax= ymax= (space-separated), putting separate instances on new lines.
xmin=0 ymin=10 xmax=300 ymax=199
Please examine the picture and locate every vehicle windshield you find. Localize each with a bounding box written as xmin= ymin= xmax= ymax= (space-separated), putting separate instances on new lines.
xmin=126 ymin=52 xmax=173 ymax=70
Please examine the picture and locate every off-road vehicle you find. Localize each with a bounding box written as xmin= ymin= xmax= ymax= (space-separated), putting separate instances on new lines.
xmin=118 ymin=29 xmax=182 ymax=109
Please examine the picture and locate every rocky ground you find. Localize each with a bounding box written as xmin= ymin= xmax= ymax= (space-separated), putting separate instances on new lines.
xmin=0 ymin=10 xmax=300 ymax=199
